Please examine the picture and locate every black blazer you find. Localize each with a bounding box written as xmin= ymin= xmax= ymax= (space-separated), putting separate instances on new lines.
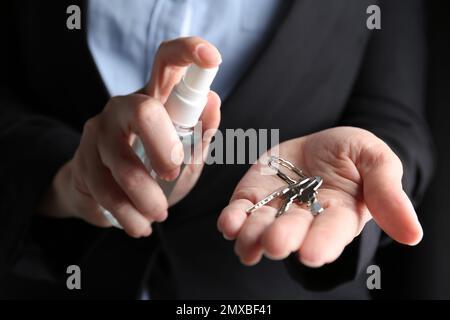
xmin=0 ymin=0 xmax=434 ymax=299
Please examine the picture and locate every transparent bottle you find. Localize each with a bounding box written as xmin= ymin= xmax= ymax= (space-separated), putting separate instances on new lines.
xmin=102 ymin=64 xmax=219 ymax=228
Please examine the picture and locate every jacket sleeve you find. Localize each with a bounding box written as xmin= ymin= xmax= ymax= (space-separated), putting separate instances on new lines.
xmin=0 ymin=3 xmax=87 ymax=280
xmin=285 ymin=0 xmax=435 ymax=290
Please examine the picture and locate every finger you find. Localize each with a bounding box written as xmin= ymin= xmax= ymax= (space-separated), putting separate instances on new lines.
xmin=359 ymin=147 xmax=423 ymax=245
xmin=218 ymin=180 xmax=284 ymax=240
xmin=298 ymin=202 xmax=368 ymax=268
xmin=84 ymin=150 xmax=152 ymax=238
xmin=98 ymin=130 xmax=168 ymax=222
xmin=70 ymin=177 xmax=112 ymax=228
xmin=200 ymin=91 xmax=221 ymax=133
xmin=234 ymin=206 xmax=277 ymax=266
xmin=189 ymin=91 xmax=221 ymax=165
xmin=261 ymin=207 xmax=314 ymax=260
xmin=217 ymin=199 xmax=253 ymax=240
xmin=145 ymin=37 xmax=222 ymax=101
xmin=110 ymin=95 xmax=184 ymax=180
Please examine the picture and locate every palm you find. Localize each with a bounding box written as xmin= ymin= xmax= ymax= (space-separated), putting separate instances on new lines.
xmin=218 ymin=127 xmax=422 ymax=267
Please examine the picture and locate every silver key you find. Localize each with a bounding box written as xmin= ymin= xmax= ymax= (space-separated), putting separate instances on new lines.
xmin=268 ymin=156 xmax=307 ymax=185
xmin=297 ymin=176 xmax=324 ymax=215
xmin=246 ymin=157 xmax=325 ymax=217
xmin=298 ymin=176 xmax=322 ymax=203
xmin=276 ymin=176 xmax=323 ymax=217
xmin=246 ymin=185 xmax=291 ymax=214
xmin=246 ymin=177 xmax=312 ymax=215
xmin=276 ymin=190 xmax=298 ymax=217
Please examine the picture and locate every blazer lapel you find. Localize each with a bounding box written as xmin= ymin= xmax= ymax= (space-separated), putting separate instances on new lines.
xmin=222 ymin=0 xmax=374 ymax=139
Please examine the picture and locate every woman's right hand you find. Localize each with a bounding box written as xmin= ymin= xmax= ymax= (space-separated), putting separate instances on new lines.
xmin=38 ymin=37 xmax=222 ymax=238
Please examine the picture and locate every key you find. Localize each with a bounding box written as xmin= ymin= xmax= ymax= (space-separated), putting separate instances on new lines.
xmin=298 ymin=176 xmax=323 ymax=203
xmin=246 ymin=177 xmax=312 ymax=215
xmin=276 ymin=190 xmax=298 ymax=217
xmin=246 ymin=157 xmax=325 ymax=217
xmin=297 ymin=176 xmax=324 ymax=215
xmin=309 ymin=197 xmax=324 ymax=215
xmin=275 ymin=176 xmax=323 ymax=217
xmin=268 ymin=156 xmax=307 ymax=185
xmin=246 ymin=185 xmax=292 ymax=214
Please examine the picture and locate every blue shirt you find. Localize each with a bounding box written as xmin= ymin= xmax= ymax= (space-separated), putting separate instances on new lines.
xmin=87 ymin=0 xmax=286 ymax=100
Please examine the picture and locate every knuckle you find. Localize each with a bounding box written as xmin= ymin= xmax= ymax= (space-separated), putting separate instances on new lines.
xmin=186 ymin=36 xmax=203 ymax=48
xmin=117 ymin=169 xmax=148 ymax=191
xmin=83 ymin=117 xmax=99 ymax=136
xmin=109 ymin=201 xmax=128 ymax=216
xmin=134 ymin=99 xmax=161 ymax=130
xmin=158 ymin=40 xmax=170 ymax=52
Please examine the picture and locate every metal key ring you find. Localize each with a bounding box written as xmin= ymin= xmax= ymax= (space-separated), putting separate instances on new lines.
xmin=246 ymin=156 xmax=325 ymax=217
xmin=268 ymin=156 xmax=307 ymax=185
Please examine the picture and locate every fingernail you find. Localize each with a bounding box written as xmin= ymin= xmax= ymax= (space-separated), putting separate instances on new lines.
xmin=240 ymin=257 xmax=259 ymax=267
xmin=160 ymin=168 xmax=180 ymax=181
xmin=404 ymin=192 xmax=424 ymax=245
xmin=142 ymin=226 xmax=153 ymax=238
xmin=195 ymin=44 xmax=222 ymax=65
xmin=170 ymin=142 xmax=184 ymax=166
xmin=299 ymin=257 xmax=324 ymax=268
xmin=154 ymin=211 xmax=168 ymax=222
xmin=262 ymin=249 xmax=278 ymax=260
xmin=223 ymin=233 xmax=233 ymax=241
xmin=408 ymin=223 xmax=424 ymax=246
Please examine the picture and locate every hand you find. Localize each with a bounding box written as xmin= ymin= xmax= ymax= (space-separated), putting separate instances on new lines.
xmin=218 ymin=127 xmax=423 ymax=267
xmin=38 ymin=37 xmax=222 ymax=238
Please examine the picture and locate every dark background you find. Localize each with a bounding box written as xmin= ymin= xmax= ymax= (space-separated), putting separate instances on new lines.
xmin=0 ymin=1 xmax=448 ymax=299
xmin=373 ymin=1 xmax=450 ymax=299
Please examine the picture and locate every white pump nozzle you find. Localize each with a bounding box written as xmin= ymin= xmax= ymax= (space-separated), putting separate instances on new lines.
xmin=165 ymin=64 xmax=219 ymax=128
xmin=184 ymin=64 xmax=219 ymax=93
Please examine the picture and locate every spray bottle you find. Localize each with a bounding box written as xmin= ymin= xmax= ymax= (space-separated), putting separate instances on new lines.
xmin=102 ymin=64 xmax=219 ymax=228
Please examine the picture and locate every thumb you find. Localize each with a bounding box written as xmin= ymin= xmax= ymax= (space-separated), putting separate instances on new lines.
xmin=359 ymin=144 xmax=423 ymax=245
